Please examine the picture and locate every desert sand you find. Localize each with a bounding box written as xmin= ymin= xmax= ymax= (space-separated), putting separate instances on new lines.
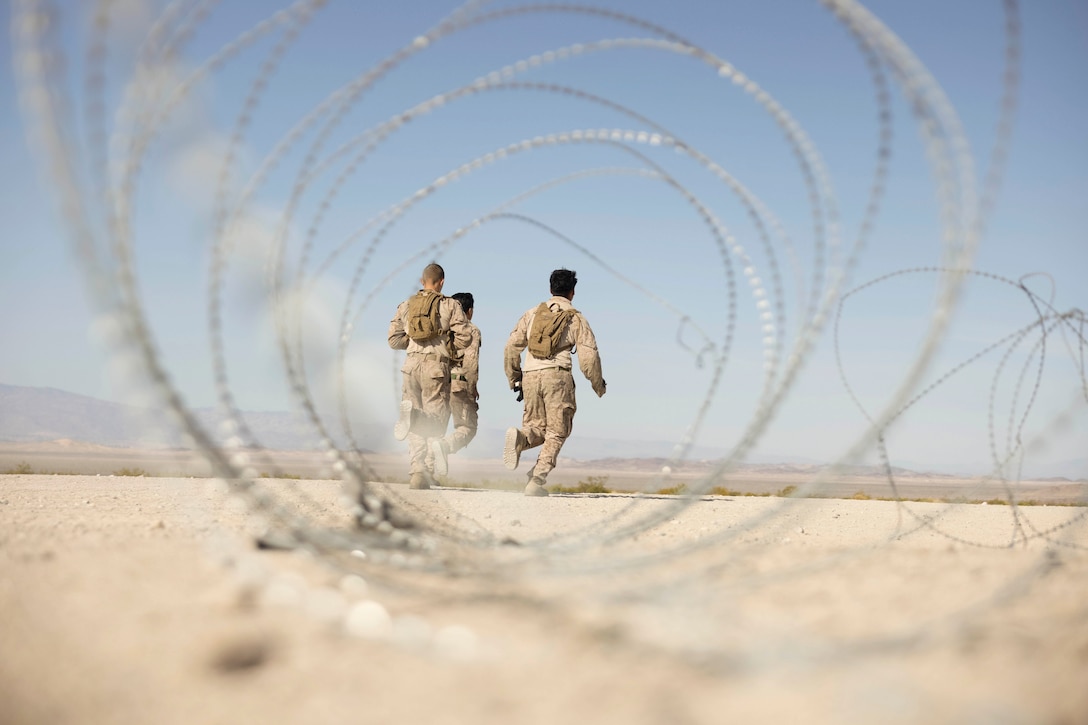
xmin=2 ymin=465 xmax=1087 ymax=724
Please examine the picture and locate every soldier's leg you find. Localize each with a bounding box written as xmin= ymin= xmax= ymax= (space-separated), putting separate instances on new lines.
xmin=418 ymin=359 xmax=452 ymax=474
xmin=529 ymin=369 xmax=577 ymax=480
xmin=407 ymin=433 xmax=429 ymax=476
xmin=519 ymin=371 xmax=547 ymax=449
xmin=402 ymin=364 xmax=428 ymax=477
xmin=446 ymin=389 xmax=478 ymax=453
xmin=417 ymin=360 xmax=452 ymax=432
xmin=505 ymin=371 xmax=547 ymax=471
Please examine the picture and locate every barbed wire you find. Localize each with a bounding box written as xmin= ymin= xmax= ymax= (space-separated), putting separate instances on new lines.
xmin=10 ymin=0 xmax=1086 ymax=673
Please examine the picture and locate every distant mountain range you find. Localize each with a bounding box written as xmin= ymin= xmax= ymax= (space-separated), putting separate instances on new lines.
xmin=0 ymin=383 xmax=385 ymax=452
xmin=2 ymin=383 xmax=1085 ymax=480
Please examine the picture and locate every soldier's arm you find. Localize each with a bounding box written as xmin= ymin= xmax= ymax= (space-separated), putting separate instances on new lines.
xmin=463 ymin=326 xmax=481 ymax=386
xmin=503 ymin=313 xmax=530 ymax=388
xmin=388 ymin=302 xmax=409 ymax=350
xmin=573 ymin=314 xmax=606 ymax=397
xmin=447 ymin=300 xmax=471 ymax=351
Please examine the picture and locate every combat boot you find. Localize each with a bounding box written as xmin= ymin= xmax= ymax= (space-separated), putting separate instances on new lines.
xmin=431 ymin=438 xmax=451 ymax=477
xmin=524 ymin=474 xmax=549 ymax=497
xmin=503 ymin=428 xmax=525 ymax=470
xmin=408 ymin=472 xmax=431 ymax=490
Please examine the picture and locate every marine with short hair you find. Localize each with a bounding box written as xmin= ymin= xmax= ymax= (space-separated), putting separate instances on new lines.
xmin=388 ymin=263 xmax=471 ymax=489
xmin=430 ymin=291 xmax=481 ymax=477
xmin=503 ymin=268 xmax=606 ymax=496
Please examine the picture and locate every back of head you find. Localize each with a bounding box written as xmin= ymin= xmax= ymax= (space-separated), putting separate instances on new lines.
xmin=421 ymin=262 xmax=445 ymax=286
xmin=451 ymin=292 xmax=474 ymax=314
xmin=549 ymin=268 xmax=577 ymax=296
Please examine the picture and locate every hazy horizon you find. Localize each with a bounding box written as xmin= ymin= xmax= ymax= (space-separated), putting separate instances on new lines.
xmin=3 ymin=381 xmax=1085 ymax=480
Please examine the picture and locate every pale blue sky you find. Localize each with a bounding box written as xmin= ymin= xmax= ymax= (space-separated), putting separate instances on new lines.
xmin=2 ymin=1 xmax=1085 ymax=473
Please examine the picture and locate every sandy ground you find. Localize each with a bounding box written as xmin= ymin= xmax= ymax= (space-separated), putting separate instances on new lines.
xmin=2 ymin=471 xmax=1088 ymax=725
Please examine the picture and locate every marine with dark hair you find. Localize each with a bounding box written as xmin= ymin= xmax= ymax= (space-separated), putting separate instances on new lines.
xmin=388 ymin=262 xmax=471 ymax=489
xmin=430 ymin=291 xmax=481 ymax=477
xmin=503 ymin=268 xmax=607 ymax=496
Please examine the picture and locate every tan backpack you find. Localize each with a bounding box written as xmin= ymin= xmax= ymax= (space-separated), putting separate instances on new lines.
xmin=405 ymin=290 xmax=444 ymax=342
xmin=527 ymin=303 xmax=576 ymax=359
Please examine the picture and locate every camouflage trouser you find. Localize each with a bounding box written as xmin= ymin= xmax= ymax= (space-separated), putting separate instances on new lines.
xmin=401 ymin=354 xmax=450 ymax=474
xmin=446 ymin=383 xmax=478 ymax=453
xmin=518 ymin=367 xmax=576 ymax=479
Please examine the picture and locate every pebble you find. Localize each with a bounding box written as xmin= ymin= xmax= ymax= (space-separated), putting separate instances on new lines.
xmin=210 ymin=635 xmax=272 ymax=673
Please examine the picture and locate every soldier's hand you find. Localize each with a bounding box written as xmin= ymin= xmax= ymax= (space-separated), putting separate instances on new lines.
xmin=513 ymin=383 xmax=524 ymax=402
xmin=594 ymin=379 xmax=607 ymax=397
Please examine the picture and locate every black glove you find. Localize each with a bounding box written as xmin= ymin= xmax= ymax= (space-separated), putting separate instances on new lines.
xmin=513 ymin=383 xmax=524 ymax=402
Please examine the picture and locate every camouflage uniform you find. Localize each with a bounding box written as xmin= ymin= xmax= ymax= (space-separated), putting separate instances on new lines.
xmin=445 ymin=320 xmax=481 ymax=453
xmin=504 ymin=295 xmax=605 ymax=480
xmin=388 ymin=291 xmax=471 ymax=477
